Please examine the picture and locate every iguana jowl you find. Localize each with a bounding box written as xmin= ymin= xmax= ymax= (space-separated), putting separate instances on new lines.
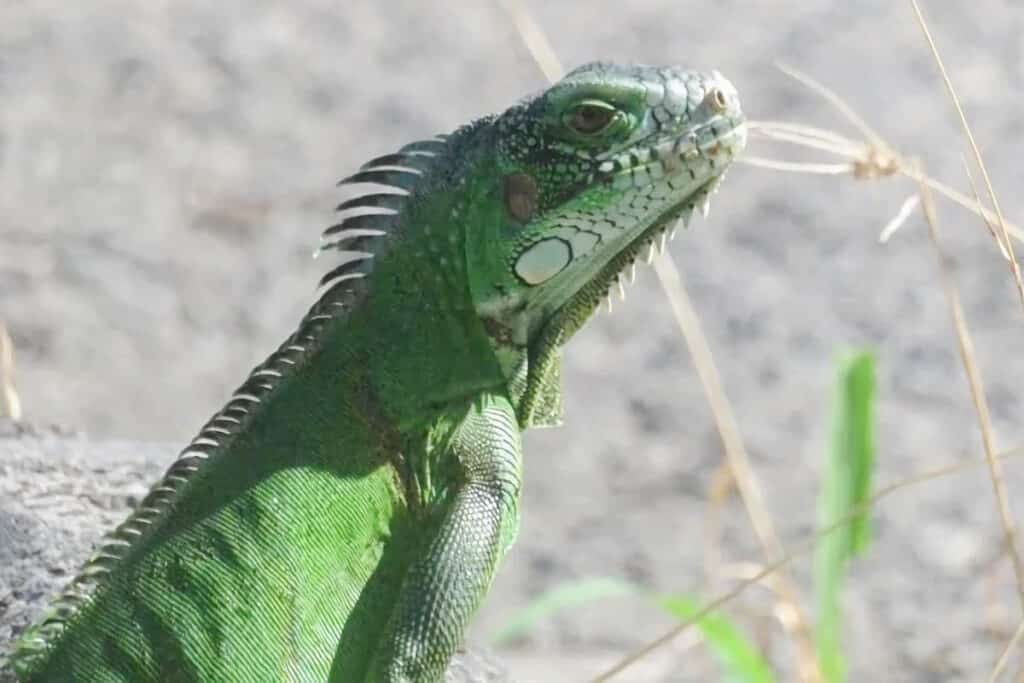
xmin=5 ymin=62 xmax=746 ymax=681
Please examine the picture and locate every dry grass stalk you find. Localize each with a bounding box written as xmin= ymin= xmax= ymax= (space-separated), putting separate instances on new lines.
xmin=742 ymin=122 xmax=1024 ymax=247
xmin=909 ymin=0 xmax=1024 ymax=622
xmin=915 ymin=172 xmax=1024 ymax=618
xmin=963 ymin=159 xmax=1012 ymax=261
xmin=0 ymin=322 xmax=22 ymax=421
xmin=498 ymin=0 xmax=822 ymax=679
xmin=775 ymin=63 xmax=889 ymax=153
xmin=651 ymin=257 xmax=822 ymax=683
xmin=594 ymin=28 xmax=1024 ymax=677
xmin=744 ymin=63 xmax=1024 ymax=293
xmin=878 ymin=194 xmax=921 ymax=243
xmin=594 ymin=443 xmax=1024 ymax=681
xmin=990 ymin=618 xmax=1024 ymax=683
xmin=703 ymin=463 xmax=735 ymax=592
xmin=498 ymin=0 xmax=562 ymax=83
xmin=907 ymin=0 xmax=1024 ymax=307
xmin=906 ymin=26 xmax=1024 ymax=636
xmin=750 ymin=46 xmax=1024 ymax=665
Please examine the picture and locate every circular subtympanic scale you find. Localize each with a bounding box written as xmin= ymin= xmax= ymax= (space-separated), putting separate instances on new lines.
xmin=514 ymin=237 xmax=572 ymax=285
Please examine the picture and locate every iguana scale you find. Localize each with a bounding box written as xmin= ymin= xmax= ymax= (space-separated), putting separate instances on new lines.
xmin=3 ymin=61 xmax=746 ymax=682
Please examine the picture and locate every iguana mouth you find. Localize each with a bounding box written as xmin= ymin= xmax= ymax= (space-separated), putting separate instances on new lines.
xmin=581 ymin=118 xmax=747 ymax=306
xmin=594 ymin=120 xmax=744 ymax=183
xmin=518 ymin=114 xmax=747 ymax=350
xmin=517 ymin=162 xmax=739 ymax=425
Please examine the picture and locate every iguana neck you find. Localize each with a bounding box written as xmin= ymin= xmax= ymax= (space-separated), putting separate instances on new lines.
xmin=324 ymin=121 xmax=510 ymax=429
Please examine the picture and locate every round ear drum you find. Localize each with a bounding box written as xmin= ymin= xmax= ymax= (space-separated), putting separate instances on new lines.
xmin=504 ymin=172 xmax=538 ymax=223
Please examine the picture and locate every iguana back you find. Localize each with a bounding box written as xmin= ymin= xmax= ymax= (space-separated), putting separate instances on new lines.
xmin=5 ymin=61 xmax=746 ymax=682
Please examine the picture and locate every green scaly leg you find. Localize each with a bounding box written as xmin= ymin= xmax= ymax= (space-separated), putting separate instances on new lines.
xmin=367 ymin=393 xmax=521 ymax=682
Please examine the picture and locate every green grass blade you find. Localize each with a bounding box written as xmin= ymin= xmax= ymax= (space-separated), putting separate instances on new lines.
xmin=815 ymin=350 xmax=877 ymax=683
xmin=842 ymin=353 xmax=876 ymax=555
xmin=656 ymin=595 xmax=776 ymax=683
xmin=492 ymin=578 xmax=775 ymax=682
xmin=489 ymin=577 xmax=635 ymax=645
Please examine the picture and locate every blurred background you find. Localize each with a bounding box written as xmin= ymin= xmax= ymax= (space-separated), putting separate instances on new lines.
xmin=3 ymin=1 xmax=1024 ymax=680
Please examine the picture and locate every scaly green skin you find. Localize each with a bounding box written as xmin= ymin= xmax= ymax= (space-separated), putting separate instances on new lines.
xmin=4 ymin=62 xmax=746 ymax=682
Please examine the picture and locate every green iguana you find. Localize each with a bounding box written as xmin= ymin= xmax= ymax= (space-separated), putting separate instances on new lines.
xmin=4 ymin=61 xmax=746 ymax=682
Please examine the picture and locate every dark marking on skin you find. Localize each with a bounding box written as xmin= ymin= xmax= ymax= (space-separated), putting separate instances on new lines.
xmin=206 ymin=526 xmax=244 ymax=571
xmin=236 ymin=496 xmax=266 ymax=534
xmin=504 ymin=172 xmax=538 ymax=223
xmin=344 ymin=352 xmax=411 ymax=508
xmin=480 ymin=316 xmax=523 ymax=349
xmin=103 ymin=631 xmax=144 ymax=680
xmin=166 ymin=554 xmax=193 ymax=593
xmin=134 ymin=600 xmax=198 ymax=682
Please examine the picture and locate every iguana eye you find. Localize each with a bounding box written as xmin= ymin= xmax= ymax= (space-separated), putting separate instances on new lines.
xmin=566 ymin=101 xmax=618 ymax=135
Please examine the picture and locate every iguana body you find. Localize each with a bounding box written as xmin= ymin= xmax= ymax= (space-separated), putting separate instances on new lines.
xmin=4 ymin=62 xmax=746 ymax=682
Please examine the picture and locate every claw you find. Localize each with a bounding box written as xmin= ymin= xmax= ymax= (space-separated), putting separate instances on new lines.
xmin=616 ymin=274 xmax=626 ymax=300
xmin=646 ymin=242 xmax=656 ymax=264
xmin=605 ymin=294 xmax=614 ymax=313
xmin=700 ymin=198 xmax=711 ymax=218
xmin=628 ymin=262 xmax=637 ymax=284
xmin=658 ymin=231 xmax=667 ymax=254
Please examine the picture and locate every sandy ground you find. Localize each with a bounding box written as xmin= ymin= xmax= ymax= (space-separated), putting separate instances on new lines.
xmin=3 ymin=1 xmax=1024 ymax=680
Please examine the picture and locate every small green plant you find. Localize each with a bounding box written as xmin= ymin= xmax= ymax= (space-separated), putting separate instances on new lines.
xmin=491 ymin=577 xmax=775 ymax=683
xmin=492 ymin=351 xmax=877 ymax=682
xmin=815 ymin=351 xmax=876 ymax=682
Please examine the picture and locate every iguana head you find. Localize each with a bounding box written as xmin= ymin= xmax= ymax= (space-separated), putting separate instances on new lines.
xmin=471 ymin=62 xmax=745 ymax=337
xmin=322 ymin=61 xmax=745 ymax=425
xmin=466 ymin=62 xmax=746 ymax=421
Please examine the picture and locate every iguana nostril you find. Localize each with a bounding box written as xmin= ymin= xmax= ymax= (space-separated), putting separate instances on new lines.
xmin=705 ymin=87 xmax=729 ymax=113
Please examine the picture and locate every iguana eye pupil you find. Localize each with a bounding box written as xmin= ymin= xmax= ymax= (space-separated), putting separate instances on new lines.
xmin=569 ymin=104 xmax=615 ymax=134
